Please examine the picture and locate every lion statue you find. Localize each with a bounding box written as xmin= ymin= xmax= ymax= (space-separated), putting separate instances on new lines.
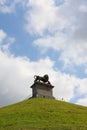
xmin=34 ymin=74 xmax=51 ymax=85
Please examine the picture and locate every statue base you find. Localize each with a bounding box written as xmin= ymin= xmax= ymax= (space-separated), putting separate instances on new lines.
xmin=31 ymin=81 xmax=54 ymax=99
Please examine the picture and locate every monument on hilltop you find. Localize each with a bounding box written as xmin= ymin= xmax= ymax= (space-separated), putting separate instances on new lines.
xmin=31 ymin=74 xmax=54 ymax=98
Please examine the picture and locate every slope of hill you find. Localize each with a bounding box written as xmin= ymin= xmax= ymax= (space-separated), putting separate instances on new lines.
xmin=0 ymin=98 xmax=87 ymax=130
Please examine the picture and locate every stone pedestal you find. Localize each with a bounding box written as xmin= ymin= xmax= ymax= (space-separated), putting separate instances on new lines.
xmin=31 ymin=82 xmax=54 ymax=99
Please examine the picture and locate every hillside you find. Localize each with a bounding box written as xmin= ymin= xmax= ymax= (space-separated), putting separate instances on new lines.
xmin=0 ymin=98 xmax=87 ymax=130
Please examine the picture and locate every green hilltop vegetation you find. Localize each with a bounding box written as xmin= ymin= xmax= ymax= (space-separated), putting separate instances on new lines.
xmin=0 ymin=98 xmax=87 ymax=130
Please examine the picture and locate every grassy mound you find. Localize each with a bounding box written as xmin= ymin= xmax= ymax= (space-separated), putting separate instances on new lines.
xmin=0 ymin=98 xmax=87 ymax=130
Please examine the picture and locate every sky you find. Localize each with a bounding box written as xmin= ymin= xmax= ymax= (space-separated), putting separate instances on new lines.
xmin=0 ymin=0 xmax=87 ymax=107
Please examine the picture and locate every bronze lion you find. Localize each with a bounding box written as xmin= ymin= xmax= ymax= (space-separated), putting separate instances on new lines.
xmin=34 ymin=74 xmax=51 ymax=84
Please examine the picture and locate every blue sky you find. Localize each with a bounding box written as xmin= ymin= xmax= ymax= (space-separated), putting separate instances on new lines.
xmin=0 ymin=0 xmax=87 ymax=107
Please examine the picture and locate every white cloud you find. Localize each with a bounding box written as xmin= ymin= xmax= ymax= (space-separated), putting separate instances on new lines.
xmin=0 ymin=0 xmax=25 ymax=13
xmin=60 ymin=42 xmax=87 ymax=67
xmin=0 ymin=51 xmax=32 ymax=106
xmin=79 ymin=5 xmax=87 ymax=13
xmin=34 ymin=32 xmax=67 ymax=51
xmin=0 ymin=0 xmax=15 ymax=13
xmin=77 ymin=78 xmax=87 ymax=95
xmin=0 ymin=29 xmax=15 ymax=53
xmin=2 ymin=37 xmax=15 ymax=52
xmin=53 ymin=73 xmax=78 ymax=101
xmin=25 ymin=0 xmax=58 ymax=35
xmin=0 ymin=29 xmax=7 ymax=43
xmin=85 ymin=69 xmax=87 ymax=74
xmin=25 ymin=0 xmax=87 ymax=68
xmin=54 ymin=0 xmax=87 ymax=67
xmin=76 ymin=97 xmax=87 ymax=106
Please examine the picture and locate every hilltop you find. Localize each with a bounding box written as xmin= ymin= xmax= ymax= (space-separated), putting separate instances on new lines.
xmin=0 ymin=98 xmax=87 ymax=130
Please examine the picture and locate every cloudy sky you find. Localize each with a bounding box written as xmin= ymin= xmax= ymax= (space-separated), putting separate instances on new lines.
xmin=0 ymin=0 xmax=87 ymax=107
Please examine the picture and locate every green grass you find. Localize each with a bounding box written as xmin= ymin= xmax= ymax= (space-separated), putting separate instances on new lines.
xmin=0 ymin=98 xmax=87 ymax=130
